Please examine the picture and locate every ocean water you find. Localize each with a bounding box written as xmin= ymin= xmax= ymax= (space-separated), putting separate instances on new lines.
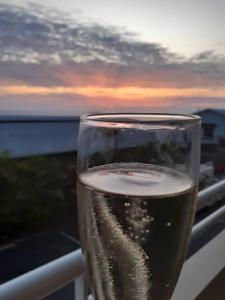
xmin=0 ymin=117 xmax=79 ymax=157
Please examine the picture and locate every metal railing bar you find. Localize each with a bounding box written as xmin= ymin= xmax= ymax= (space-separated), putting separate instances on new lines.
xmin=1 ymin=180 xmax=225 ymax=300
xmin=192 ymin=203 xmax=225 ymax=240
xmin=172 ymin=229 xmax=225 ymax=300
xmin=197 ymin=178 xmax=225 ymax=210
xmin=0 ymin=249 xmax=85 ymax=300
xmin=74 ymin=275 xmax=88 ymax=300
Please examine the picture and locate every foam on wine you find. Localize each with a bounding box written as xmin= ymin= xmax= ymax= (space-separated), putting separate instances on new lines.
xmin=79 ymin=163 xmax=193 ymax=197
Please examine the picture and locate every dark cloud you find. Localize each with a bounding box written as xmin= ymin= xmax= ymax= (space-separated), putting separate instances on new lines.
xmin=0 ymin=61 xmax=65 ymax=86
xmin=0 ymin=3 xmax=225 ymax=89
xmin=0 ymin=3 xmax=180 ymax=66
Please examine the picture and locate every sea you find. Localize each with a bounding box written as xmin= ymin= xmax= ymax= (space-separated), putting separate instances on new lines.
xmin=0 ymin=114 xmax=155 ymax=158
xmin=0 ymin=115 xmax=80 ymax=157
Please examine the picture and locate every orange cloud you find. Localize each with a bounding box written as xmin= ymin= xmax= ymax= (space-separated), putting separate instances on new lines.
xmin=1 ymin=85 xmax=225 ymax=101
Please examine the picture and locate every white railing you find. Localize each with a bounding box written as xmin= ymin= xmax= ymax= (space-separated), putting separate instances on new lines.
xmin=0 ymin=250 xmax=86 ymax=300
xmin=172 ymin=228 xmax=225 ymax=300
xmin=197 ymin=178 xmax=225 ymax=210
xmin=1 ymin=181 xmax=225 ymax=300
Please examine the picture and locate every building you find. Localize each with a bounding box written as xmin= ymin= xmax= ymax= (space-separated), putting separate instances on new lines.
xmin=196 ymin=109 xmax=225 ymax=173
xmin=197 ymin=109 xmax=225 ymax=146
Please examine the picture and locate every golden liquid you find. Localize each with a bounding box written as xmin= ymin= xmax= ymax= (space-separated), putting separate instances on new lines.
xmin=77 ymin=163 xmax=197 ymax=300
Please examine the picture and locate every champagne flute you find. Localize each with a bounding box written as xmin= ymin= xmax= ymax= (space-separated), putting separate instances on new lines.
xmin=77 ymin=113 xmax=201 ymax=300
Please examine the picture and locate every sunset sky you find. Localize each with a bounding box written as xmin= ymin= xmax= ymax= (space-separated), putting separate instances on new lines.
xmin=0 ymin=0 xmax=225 ymax=115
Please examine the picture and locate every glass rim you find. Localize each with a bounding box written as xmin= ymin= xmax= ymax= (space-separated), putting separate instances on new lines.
xmin=80 ymin=113 xmax=201 ymax=124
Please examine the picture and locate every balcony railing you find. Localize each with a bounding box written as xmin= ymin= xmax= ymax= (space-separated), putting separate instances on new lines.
xmin=0 ymin=179 xmax=225 ymax=300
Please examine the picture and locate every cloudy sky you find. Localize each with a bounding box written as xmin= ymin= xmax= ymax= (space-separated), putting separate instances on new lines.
xmin=0 ymin=0 xmax=225 ymax=114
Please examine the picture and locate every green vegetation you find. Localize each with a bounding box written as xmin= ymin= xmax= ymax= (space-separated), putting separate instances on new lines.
xmin=0 ymin=142 xmax=188 ymax=245
xmin=0 ymin=152 xmax=77 ymax=244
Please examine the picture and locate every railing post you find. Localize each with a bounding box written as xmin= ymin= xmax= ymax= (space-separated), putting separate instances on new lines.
xmin=74 ymin=275 xmax=88 ymax=300
xmin=0 ymin=249 xmax=85 ymax=300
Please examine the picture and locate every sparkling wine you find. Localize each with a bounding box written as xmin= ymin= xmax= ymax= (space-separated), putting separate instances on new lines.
xmin=77 ymin=163 xmax=197 ymax=300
